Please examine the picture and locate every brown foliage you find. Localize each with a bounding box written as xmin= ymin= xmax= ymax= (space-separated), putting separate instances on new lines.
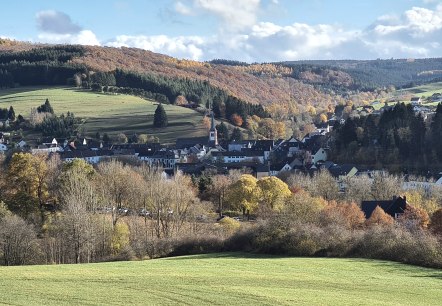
xmin=230 ymin=113 xmax=244 ymax=127
xmin=429 ymin=208 xmax=442 ymax=236
xmin=365 ymin=206 xmax=394 ymax=227
xmin=322 ymin=202 xmax=365 ymax=229
xmin=399 ymin=205 xmax=430 ymax=228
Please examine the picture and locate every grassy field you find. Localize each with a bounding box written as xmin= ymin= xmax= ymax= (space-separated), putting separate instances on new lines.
xmin=398 ymin=82 xmax=442 ymax=98
xmin=0 ymin=253 xmax=441 ymax=305
xmin=0 ymin=87 xmax=207 ymax=144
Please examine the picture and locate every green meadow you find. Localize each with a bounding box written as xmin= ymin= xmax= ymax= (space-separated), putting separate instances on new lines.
xmin=0 ymin=87 xmax=206 ymax=143
xmin=0 ymin=253 xmax=441 ymax=305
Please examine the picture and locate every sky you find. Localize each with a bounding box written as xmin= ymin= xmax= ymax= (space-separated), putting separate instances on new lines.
xmin=1 ymin=0 xmax=442 ymax=62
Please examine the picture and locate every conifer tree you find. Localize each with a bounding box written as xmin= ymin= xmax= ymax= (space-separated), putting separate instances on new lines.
xmin=7 ymin=106 xmax=15 ymax=121
xmin=153 ymin=103 xmax=168 ymax=128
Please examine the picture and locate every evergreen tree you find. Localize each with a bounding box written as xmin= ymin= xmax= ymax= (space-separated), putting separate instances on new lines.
xmin=216 ymin=122 xmax=229 ymax=141
xmin=230 ymin=127 xmax=243 ymax=141
xmin=95 ymin=132 xmax=101 ymax=140
xmin=37 ymin=99 xmax=54 ymax=114
xmin=153 ymin=104 xmax=168 ymax=128
xmin=7 ymin=106 xmax=15 ymax=121
xmin=102 ymin=133 xmax=111 ymax=143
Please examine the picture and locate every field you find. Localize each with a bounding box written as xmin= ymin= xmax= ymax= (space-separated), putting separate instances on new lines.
xmin=0 ymin=87 xmax=207 ymax=144
xmin=0 ymin=253 xmax=441 ymax=305
xmin=398 ymin=82 xmax=442 ymax=98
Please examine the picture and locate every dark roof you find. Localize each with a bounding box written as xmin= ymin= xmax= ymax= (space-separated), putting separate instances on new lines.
xmin=175 ymin=137 xmax=208 ymax=149
xmin=361 ymin=196 xmax=407 ymax=219
xmin=328 ymin=164 xmax=357 ymax=177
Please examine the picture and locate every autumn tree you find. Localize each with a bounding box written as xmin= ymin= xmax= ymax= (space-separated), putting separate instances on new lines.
xmin=365 ymin=206 xmax=394 ymax=227
xmin=370 ymin=173 xmax=403 ymax=201
xmin=399 ymin=205 xmax=430 ymax=228
xmin=311 ymin=170 xmax=339 ymax=201
xmin=429 ymin=208 xmax=442 ymax=236
xmin=226 ymin=174 xmax=261 ymax=218
xmin=230 ymin=113 xmax=243 ymax=127
xmin=257 ymin=176 xmax=291 ymax=212
xmin=321 ymin=202 xmax=365 ymax=229
xmin=6 ymin=153 xmax=49 ymax=220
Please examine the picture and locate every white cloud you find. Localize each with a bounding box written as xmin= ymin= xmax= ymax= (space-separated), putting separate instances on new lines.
xmin=36 ymin=10 xmax=82 ymax=34
xmin=176 ymin=0 xmax=261 ymax=31
xmin=174 ymin=1 xmax=193 ymax=15
xmin=37 ymin=30 xmax=100 ymax=46
xmin=106 ymin=35 xmax=205 ymax=60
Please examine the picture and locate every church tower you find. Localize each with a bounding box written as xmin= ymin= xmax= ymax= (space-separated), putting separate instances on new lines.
xmin=208 ymin=111 xmax=218 ymax=147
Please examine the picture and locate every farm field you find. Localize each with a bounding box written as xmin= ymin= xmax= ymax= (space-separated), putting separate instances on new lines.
xmin=0 ymin=87 xmax=207 ymax=144
xmin=0 ymin=253 xmax=441 ymax=305
xmin=398 ymin=82 xmax=442 ymax=98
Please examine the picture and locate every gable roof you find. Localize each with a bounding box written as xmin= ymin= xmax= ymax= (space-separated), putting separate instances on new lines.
xmin=361 ymin=196 xmax=407 ymax=219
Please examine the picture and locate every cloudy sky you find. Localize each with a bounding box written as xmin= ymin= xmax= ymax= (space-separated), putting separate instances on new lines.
xmin=1 ymin=0 xmax=442 ymax=62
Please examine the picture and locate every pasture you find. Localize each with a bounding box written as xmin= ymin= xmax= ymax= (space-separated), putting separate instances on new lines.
xmin=0 ymin=253 xmax=441 ymax=305
xmin=0 ymin=87 xmax=207 ymax=143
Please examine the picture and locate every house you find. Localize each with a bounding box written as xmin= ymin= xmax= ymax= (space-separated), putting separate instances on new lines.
xmin=361 ymin=196 xmax=407 ymax=219
xmin=138 ymin=150 xmax=176 ymax=169
xmin=60 ymin=149 xmax=114 ymax=164
xmin=410 ymin=97 xmax=422 ymax=106
xmin=211 ymin=150 xmax=265 ymax=164
xmin=269 ymin=162 xmax=292 ymax=176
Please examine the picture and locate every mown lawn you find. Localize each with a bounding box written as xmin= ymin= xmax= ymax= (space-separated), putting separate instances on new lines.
xmin=0 ymin=253 xmax=441 ymax=305
xmin=0 ymin=87 xmax=206 ymax=144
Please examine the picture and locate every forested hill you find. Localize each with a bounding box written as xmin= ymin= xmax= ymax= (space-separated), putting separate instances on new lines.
xmin=280 ymin=58 xmax=442 ymax=90
xmin=0 ymin=40 xmax=340 ymax=110
xmin=2 ymin=39 xmax=442 ymax=116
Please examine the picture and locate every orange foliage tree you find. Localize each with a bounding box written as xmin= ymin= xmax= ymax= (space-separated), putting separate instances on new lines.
xmin=365 ymin=206 xmax=394 ymax=227
xmin=399 ymin=205 xmax=430 ymax=228
xmin=230 ymin=113 xmax=244 ymax=127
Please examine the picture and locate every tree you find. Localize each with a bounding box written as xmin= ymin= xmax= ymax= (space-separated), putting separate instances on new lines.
xmin=429 ymin=208 xmax=442 ymax=236
xmin=370 ymin=173 xmax=402 ymax=201
xmin=230 ymin=127 xmax=243 ymax=141
xmin=58 ymin=165 xmax=99 ymax=263
xmin=95 ymin=132 xmax=101 ymax=140
xmin=365 ymin=206 xmax=394 ymax=227
xmin=103 ymin=133 xmax=111 ymax=143
xmin=7 ymin=106 xmax=15 ymax=121
xmin=0 ymin=214 xmax=39 ymax=265
xmin=217 ymin=123 xmax=229 ymax=141
xmin=399 ymin=205 xmax=430 ymax=228
xmin=311 ymin=170 xmax=339 ymax=201
xmin=231 ymin=113 xmax=243 ymax=126
xmin=226 ymin=174 xmax=261 ymax=217
xmin=116 ymin=133 xmax=128 ymax=144
xmin=37 ymin=99 xmax=54 ymax=114
xmin=208 ymin=175 xmax=232 ymax=217
xmin=153 ymin=104 xmax=168 ymax=128
xmin=6 ymin=153 xmax=49 ymax=219
xmin=257 ymin=176 xmax=291 ymax=212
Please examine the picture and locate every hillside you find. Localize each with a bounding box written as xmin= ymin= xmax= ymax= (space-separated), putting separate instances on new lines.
xmin=0 ymin=40 xmax=343 ymax=112
xmin=0 ymin=253 xmax=441 ymax=305
xmin=0 ymin=87 xmax=207 ymax=143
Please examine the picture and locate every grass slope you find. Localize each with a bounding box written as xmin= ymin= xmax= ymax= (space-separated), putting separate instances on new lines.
xmin=0 ymin=253 xmax=441 ymax=305
xmin=0 ymin=87 xmax=206 ymax=144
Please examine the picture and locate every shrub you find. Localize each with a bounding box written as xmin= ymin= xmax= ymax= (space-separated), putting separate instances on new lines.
xmin=218 ymin=217 xmax=241 ymax=235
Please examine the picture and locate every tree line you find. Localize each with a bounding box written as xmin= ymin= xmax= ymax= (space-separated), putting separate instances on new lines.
xmin=331 ymin=102 xmax=442 ymax=173
xmin=0 ymin=154 xmax=441 ymax=267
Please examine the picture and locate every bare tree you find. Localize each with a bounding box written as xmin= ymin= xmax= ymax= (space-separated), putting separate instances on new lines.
xmin=0 ymin=214 xmax=39 ymax=265
xmin=370 ymin=173 xmax=403 ymax=201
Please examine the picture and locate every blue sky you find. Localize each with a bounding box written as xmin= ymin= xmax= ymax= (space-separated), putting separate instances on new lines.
xmin=1 ymin=0 xmax=442 ymax=62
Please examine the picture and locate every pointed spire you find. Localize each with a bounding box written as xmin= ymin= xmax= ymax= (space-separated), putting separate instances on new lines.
xmin=210 ymin=110 xmax=216 ymax=131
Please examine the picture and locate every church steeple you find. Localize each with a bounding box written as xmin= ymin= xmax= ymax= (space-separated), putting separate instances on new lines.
xmin=208 ymin=110 xmax=218 ymax=147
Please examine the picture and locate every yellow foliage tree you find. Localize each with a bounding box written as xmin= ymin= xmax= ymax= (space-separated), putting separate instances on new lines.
xmin=257 ymin=176 xmax=291 ymax=211
xmin=226 ymin=174 xmax=261 ymax=217
xmin=404 ymin=190 xmax=439 ymax=215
